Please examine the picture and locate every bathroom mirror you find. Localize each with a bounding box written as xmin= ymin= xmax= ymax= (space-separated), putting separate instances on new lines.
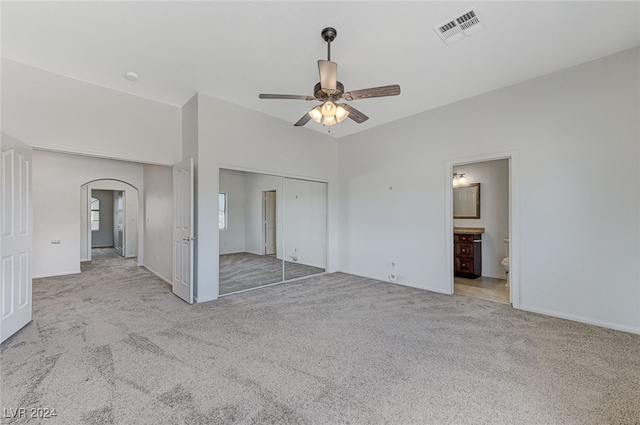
xmin=219 ymin=169 xmax=327 ymax=295
xmin=453 ymin=183 xmax=481 ymax=219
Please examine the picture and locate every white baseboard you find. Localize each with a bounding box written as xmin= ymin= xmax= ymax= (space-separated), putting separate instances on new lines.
xmin=338 ymin=270 xmax=638 ymax=335
xmin=142 ymin=265 xmax=172 ymax=285
xmin=195 ymin=294 xmax=218 ymax=303
xmin=519 ymin=304 xmax=640 ymax=335
xmin=219 ymin=249 xmax=245 ymax=255
xmin=338 ymin=269 xmax=450 ymax=295
xmin=286 ymin=260 xmax=326 ymax=269
xmin=33 ymin=269 xmax=81 ymax=279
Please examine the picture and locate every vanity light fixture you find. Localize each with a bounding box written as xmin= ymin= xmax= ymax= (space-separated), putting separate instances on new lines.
xmin=453 ymin=172 xmax=466 ymax=186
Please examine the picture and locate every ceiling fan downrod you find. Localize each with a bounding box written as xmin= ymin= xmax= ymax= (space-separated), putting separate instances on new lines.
xmin=322 ymin=27 xmax=337 ymax=61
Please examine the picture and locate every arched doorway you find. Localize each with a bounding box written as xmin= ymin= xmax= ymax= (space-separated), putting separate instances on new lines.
xmin=80 ymin=179 xmax=141 ymax=264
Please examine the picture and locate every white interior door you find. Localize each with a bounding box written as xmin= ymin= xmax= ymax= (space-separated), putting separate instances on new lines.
xmin=172 ymin=158 xmax=194 ymax=304
xmin=264 ymin=190 xmax=276 ymax=255
xmin=1 ymin=144 xmax=32 ymax=343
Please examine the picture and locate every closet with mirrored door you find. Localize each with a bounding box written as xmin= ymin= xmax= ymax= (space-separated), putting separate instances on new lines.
xmin=218 ymin=168 xmax=327 ymax=295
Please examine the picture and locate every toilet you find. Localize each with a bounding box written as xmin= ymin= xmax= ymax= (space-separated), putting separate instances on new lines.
xmin=501 ymin=238 xmax=510 ymax=287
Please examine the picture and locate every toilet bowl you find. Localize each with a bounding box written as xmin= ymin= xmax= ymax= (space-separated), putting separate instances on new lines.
xmin=502 ymin=239 xmax=510 ymax=287
xmin=501 ymin=256 xmax=510 ymax=272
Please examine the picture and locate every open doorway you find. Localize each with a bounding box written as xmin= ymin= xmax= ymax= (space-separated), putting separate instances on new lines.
xmin=80 ymin=180 xmax=140 ymax=265
xmin=447 ymin=153 xmax=518 ymax=307
xmin=89 ymin=189 xmax=125 ymax=255
xmin=263 ymin=189 xmax=277 ymax=256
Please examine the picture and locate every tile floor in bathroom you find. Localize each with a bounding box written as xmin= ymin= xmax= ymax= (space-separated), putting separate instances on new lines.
xmin=454 ymin=276 xmax=510 ymax=304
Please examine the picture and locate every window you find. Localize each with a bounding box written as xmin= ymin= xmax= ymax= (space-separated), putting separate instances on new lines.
xmin=219 ymin=193 xmax=227 ymax=229
xmin=91 ymin=197 xmax=100 ymax=231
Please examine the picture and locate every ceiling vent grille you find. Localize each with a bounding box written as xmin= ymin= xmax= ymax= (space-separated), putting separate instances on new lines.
xmin=434 ymin=8 xmax=482 ymax=45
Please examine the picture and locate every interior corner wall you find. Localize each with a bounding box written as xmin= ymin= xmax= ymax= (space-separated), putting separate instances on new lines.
xmin=338 ymin=47 xmax=640 ymax=333
xmin=195 ymin=93 xmax=338 ymax=302
xmin=142 ymin=164 xmax=173 ymax=283
xmin=453 ymin=160 xmax=509 ymax=279
xmin=32 ymin=150 xmax=144 ymax=278
xmin=182 ymin=94 xmax=199 ymax=161
xmin=181 ymin=93 xmax=199 ymax=297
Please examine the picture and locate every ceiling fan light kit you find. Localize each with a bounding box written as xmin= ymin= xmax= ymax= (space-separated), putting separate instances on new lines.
xmin=311 ymin=101 xmax=349 ymax=126
xmin=259 ymin=27 xmax=400 ymax=127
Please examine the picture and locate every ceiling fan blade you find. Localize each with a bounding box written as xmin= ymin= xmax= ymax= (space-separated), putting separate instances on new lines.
xmin=259 ymin=94 xmax=316 ymax=101
xmin=340 ymin=104 xmax=369 ymax=124
xmin=294 ymin=111 xmax=313 ymax=127
xmin=318 ymin=60 xmax=337 ymax=94
xmin=343 ymin=84 xmax=401 ymax=101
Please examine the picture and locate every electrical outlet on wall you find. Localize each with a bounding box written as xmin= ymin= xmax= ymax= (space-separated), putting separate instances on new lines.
xmin=388 ymin=260 xmax=398 ymax=282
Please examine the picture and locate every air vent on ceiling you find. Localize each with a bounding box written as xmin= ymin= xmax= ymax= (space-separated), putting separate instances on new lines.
xmin=434 ymin=8 xmax=482 ymax=46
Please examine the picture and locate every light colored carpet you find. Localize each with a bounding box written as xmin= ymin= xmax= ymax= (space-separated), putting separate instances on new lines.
xmin=1 ymin=248 xmax=639 ymax=424
xmin=219 ymin=252 xmax=325 ymax=295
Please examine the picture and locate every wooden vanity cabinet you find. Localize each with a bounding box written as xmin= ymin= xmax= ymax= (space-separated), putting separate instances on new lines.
xmin=454 ymin=233 xmax=482 ymax=278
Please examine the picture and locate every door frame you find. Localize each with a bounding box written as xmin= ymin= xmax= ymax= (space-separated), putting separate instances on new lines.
xmin=81 ymin=179 xmax=140 ymax=264
xmin=445 ymin=150 xmax=520 ymax=308
xmin=261 ymin=188 xmax=278 ymax=256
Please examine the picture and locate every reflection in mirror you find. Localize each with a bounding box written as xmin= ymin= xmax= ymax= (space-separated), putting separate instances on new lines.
xmin=453 ymin=183 xmax=481 ymax=219
xmin=218 ymin=170 xmax=328 ymax=295
xmin=283 ymin=178 xmax=327 ymax=281
xmin=219 ymin=169 xmax=284 ymax=294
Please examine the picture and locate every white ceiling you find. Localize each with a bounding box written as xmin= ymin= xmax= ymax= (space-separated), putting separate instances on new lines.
xmin=2 ymin=1 xmax=639 ymax=138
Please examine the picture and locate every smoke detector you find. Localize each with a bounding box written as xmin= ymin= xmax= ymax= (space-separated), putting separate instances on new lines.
xmin=124 ymin=71 xmax=139 ymax=82
xmin=434 ymin=8 xmax=482 ymax=45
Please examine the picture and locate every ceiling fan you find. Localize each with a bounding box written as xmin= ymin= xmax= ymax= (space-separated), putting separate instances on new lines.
xmin=259 ymin=27 xmax=401 ymax=127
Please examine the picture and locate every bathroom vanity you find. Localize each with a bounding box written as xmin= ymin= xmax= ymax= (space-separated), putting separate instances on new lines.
xmin=454 ymin=227 xmax=484 ymax=279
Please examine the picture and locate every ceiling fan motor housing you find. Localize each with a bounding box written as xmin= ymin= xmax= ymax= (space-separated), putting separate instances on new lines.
xmin=314 ymin=81 xmax=344 ymax=99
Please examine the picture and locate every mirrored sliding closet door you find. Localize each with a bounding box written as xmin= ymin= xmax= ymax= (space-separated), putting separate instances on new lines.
xmin=282 ymin=177 xmax=327 ymax=281
xmin=219 ymin=169 xmax=327 ymax=295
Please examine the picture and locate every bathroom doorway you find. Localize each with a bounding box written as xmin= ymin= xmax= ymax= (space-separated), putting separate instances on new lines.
xmin=447 ymin=153 xmax=518 ymax=306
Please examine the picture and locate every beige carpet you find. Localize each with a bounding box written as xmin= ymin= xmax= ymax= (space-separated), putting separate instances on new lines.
xmin=1 ymin=248 xmax=639 ymax=424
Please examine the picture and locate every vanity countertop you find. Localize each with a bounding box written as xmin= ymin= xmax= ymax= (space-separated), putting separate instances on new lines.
xmin=454 ymin=227 xmax=485 ymax=235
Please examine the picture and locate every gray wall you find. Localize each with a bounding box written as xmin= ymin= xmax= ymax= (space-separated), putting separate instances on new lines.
xmin=35 ymin=151 xmax=144 ymax=277
xmin=90 ymin=190 xmax=114 ymax=248
xmin=338 ymin=47 xmax=640 ymax=333
xmin=2 ymin=59 xmax=181 ymax=165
